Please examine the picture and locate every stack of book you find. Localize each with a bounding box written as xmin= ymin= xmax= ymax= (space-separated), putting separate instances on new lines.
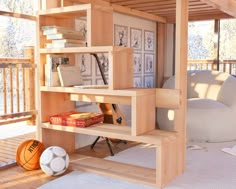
xmin=49 ymin=111 xmax=104 ymax=127
xmin=42 ymin=25 xmax=87 ymax=48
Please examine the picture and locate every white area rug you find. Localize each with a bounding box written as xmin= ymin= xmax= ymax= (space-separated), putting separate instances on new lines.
xmin=38 ymin=142 xmax=236 ymax=189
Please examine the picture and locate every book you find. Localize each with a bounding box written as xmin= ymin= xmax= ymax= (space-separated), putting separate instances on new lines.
xmin=52 ymin=39 xmax=87 ymax=45
xmin=46 ymin=33 xmax=84 ymax=40
xmin=46 ymin=42 xmax=86 ymax=48
xmin=57 ymin=65 xmax=83 ymax=87
xmin=49 ymin=111 xmax=104 ymax=127
xmin=42 ymin=26 xmax=84 ymax=36
xmin=44 ymin=55 xmax=69 ymax=87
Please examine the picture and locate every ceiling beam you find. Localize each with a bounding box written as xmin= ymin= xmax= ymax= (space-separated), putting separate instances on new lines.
xmin=201 ymin=0 xmax=236 ymax=17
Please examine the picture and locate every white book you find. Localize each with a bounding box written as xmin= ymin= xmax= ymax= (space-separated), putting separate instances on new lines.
xmin=57 ymin=65 xmax=83 ymax=87
xmin=46 ymin=33 xmax=84 ymax=40
xmin=46 ymin=42 xmax=86 ymax=48
xmin=52 ymin=39 xmax=87 ymax=45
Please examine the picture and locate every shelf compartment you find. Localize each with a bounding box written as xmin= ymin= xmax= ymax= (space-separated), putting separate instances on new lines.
xmin=40 ymin=123 xmax=177 ymax=146
xmin=38 ymin=4 xmax=113 ymax=46
xmin=40 ymin=88 xmax=156 ymax=136
xmin=39 ymin=46 xmax=133 ymax=90
xmin=70 ymin=154 xmax=157 ymax=187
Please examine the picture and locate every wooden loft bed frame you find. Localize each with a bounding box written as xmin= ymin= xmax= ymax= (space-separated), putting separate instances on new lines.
xmin=37 ymin=0 xmax=236 ymax=188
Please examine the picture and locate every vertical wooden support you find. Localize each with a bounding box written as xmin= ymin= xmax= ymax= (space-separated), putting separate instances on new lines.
xmin=40 ymin=0 xmax=61 ymax=10
xmin=24 ymin=46 xmax=36 ymax=125
xmin=3 ymin=68 xmax=7 ymax=114
xmin=214 ymin=19 xmax=220 ymax=71
xmin=9 ymin=67 xmax=13 ymax=113
xmin=174 ymin=0 xmax=188 ymax=175
xmin=157 ymin=23 xmax=166 ymax=87
xmin=40 ymin=92 xmax=75 ymax=153
xmin=16 ymin=68 xmax=20 ymax=112
xmin=87 ymin=5 xmax=113 ymax=46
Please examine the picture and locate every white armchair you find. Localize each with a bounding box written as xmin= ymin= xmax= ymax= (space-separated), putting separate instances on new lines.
xmin=157 ymin=70 xmax=236 ymax=142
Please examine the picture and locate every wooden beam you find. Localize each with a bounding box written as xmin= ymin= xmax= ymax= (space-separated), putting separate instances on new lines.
xmin=157 ymin=23 xmax=166 ymax=87
xmin=201 ymin=0 xmax=236 ymax=17
xmin=0 ymin=10 xmax=36 ymax=21
xmin=111 ymin=4 xmax=167 ymax=23
xmin=174 ymin=0 xmax=188 ymax=176
xmin=64 ymin=0 xmax=167 ymax=22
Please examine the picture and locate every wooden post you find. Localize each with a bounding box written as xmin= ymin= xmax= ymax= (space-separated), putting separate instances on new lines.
xmin=156 ymin=23 xmax=166 ymax=87
xmin=214 ymin=19 xmax=220 ymax=71
xmin=174 ymin=0 xmax=188 ymax=175
xmin=24 ymin=46 xmax=36 ymax=125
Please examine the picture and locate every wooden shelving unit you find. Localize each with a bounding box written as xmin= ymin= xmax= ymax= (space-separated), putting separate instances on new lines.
xmin=37 ymin=0 xmax=186 ymax=188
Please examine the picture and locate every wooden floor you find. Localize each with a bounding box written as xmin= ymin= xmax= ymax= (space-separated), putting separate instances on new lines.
xmin=0 ymin=136 xmax=138 ymax=189
xmin=0 ymin=132 xmax=36 ymax=168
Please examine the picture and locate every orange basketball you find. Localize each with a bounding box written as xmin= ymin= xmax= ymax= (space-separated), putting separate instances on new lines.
xmin=16 ymin=139 xmax=45 ymax=170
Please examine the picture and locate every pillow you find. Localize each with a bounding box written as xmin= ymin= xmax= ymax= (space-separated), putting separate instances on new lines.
xmin=217 ymin=76 xmax=236 ymax=107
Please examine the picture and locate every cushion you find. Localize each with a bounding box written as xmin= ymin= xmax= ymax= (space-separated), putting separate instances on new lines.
xmin=187 ymin=70 xmax=230 ymax=100
xmin=217 ymin=76 xmax=236 ymax=107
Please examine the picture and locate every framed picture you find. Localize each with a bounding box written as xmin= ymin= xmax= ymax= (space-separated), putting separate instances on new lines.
xmin=133 ymin=53 xmax=142 ymax=74
xmin=114 ymin=24 xmax=128 ymax=47
xmin=144 ymin=53 xmax=154 ymax=73
xmin=144 ymin=30 xmax=154 ymax=51
xmin=83 ymin=78 xmax=92 ymax=85
xmin=96 ymin=78 xmax=108 ymax=85
xmin=130 ymin=28 xmax=142 ymax=50
xmin=75 ymin=17 xmax=87 ymax=40
xmin=77 ymin=54 xmax=92 ymax=76
xmin=144 ymin=75 xmax=154 ymax=88
xmin=93 ymin=53 xmax=109 ymax=76
xmin=133 ymin=76 xmax=142 ymax=88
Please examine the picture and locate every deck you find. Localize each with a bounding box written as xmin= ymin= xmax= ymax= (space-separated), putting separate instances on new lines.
xmin=0 ymin=132 xmax=36 ymax=168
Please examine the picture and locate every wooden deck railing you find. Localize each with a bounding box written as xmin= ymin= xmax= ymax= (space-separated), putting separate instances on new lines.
xmin=187 ymin=59 xmax=236 ymax=75
xmin=0 ymin=47 xmax=36 ymax=125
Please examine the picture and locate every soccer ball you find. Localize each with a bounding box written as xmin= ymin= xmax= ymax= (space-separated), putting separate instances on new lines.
xmin=40 ymin=146 xmax=69 ymax=176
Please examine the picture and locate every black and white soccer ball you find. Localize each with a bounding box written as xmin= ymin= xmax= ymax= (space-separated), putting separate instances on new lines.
xmin=40 ymin=146 xmax=69 ymax=176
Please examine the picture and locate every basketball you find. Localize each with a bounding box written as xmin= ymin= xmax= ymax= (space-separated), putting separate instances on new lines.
xmin=16 ymin=139 xmax=45 ymax=170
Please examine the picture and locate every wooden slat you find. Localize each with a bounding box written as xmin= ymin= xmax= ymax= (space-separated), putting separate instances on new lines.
xmin=0 ymin=58 xmax=32 ymax=64
xmin=0 ymin=10 xmax=36 ymax=21
xmin=3 ymin=68 xmax=7 ymax=114
xmin=16 ymin=68 xmax=20 ymax=112
xmin=41 ymin=123 xmax=177 ymax=146
xmin=9 ymin=67 xmax=13 ymax=113
xmin=201 ymin=0 xmax=236 ymax=17
xmin=70 ymin=154 xmax=157 ymax=187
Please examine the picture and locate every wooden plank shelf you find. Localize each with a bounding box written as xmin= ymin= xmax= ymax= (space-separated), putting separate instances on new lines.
xmin=40 ymin=88 xmax=156 ymax=136
xmin=41 ymin=123 xmax=177 ymax=146
xmin=39 ymin=46 xmax=132 ymax=54
xmin=70 ymin=154 xmax=157 ymax=187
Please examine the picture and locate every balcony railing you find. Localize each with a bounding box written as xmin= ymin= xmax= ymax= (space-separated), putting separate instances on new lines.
xmin=187 ymin=59 xmax=236 ymax=75
xmin=0 ymin=47 xmax=36 ymax=125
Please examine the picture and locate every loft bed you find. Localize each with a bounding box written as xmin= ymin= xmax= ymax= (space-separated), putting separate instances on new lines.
xmin=37 ymin=0 xmax=236 ymax=187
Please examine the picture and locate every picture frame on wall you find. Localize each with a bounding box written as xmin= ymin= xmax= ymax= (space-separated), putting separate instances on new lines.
xmin=96 ymin=78 xmax=108 ymax=85
xmin=77 ymin=54 xmax=92 ymax=77
xmin=93 ymin=53 xmax=109 ymax=76
xmin=75 ymin=17 xmax=87 ymax=40
xmin=133 ymin=53 xmax=142 ymax=74
xmin=144 ymin=53 xmax=154 ymax=73
xmin=144 ymin=30 xmax=154 ymax=51
xmin=133 ymin=76 xmax=142 ymax=88
xmin=144 ymin=75 xmax=154 ymax=88
xmin=114 ymin=24 xmax=128 ymax=47
xmin=130 ymin=28 xmax=142 ymax=50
